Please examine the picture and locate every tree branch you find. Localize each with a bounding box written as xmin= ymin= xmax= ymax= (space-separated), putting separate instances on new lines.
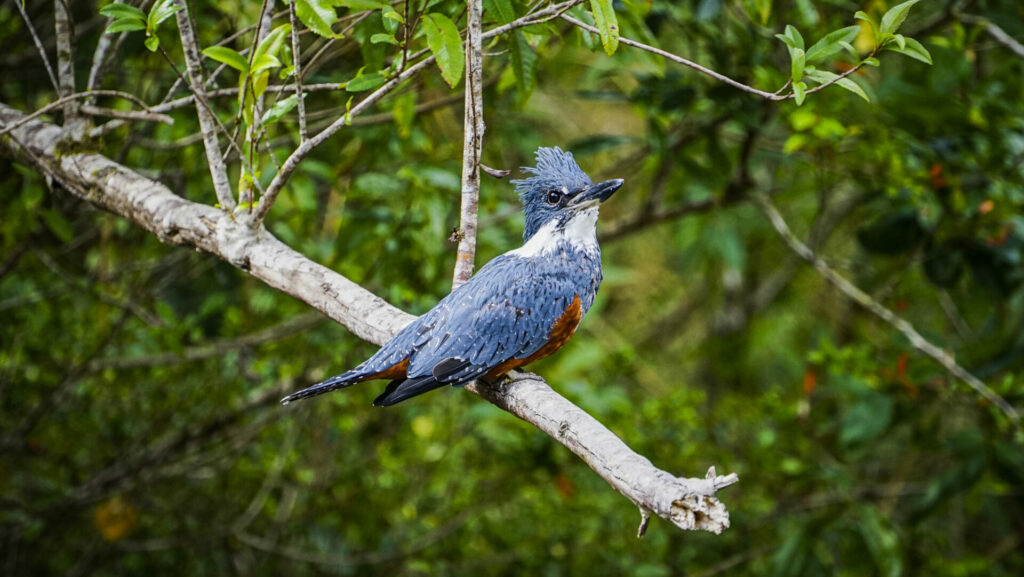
xmin=174 ymin=0 xmax=236 ymax=211
xmin=289 ymin=0 xmax=309 ymax=142
xmin=0 ymin=101 xmax=737 ymax=535
xmin=752 ymin=192 xmax=1020 ymax=428
xmin=54 ymin=0 xmax=81 ymax=129
xmin=957 ymin=13 xmax=1024 ymax=59
xmin=452 ymin=0 xmax=484 ymax=289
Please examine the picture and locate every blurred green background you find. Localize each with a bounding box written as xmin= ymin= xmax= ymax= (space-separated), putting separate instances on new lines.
xmin=2 ymin=0 xmax=1023 ymax=575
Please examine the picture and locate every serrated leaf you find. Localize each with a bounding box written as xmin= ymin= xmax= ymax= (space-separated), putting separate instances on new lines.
xmin=147 ymin=0 xmax=181 ymax=32
xmin=484 ymin=0 xmax=515 ymax=24
xmin=422 ymin=13 xmax=463 ymax=88
xmin=105 ymin=19 xmax=147 ymax=34
xmin=880 ymin=0 xmax=919 ymax=35
xmin=100 ymin=4 xmax=146 ymax=20
xmin=589 ymin=0 xmax=620 ymax=55
xmin=202 ymin=46 xmax=250 ymax=73
xmin=261 ymin=94 xmax=302 ymax=125
xmin=296 ymin=0 xmax=341 ymax=38
xmin=793 ymin=81 xmax=806 ymax=106
xmin=345 ymin=71 xmax=387 ymax=91
xmin=805 ymin=25 xmax=860 ymax=63
xmin=510 ymin=30 xmax=537 ymax=105
xmin=886 ymin=36 xmax=932 ymax=64
xmin=144 ymin=35 xmax=160 ymax=52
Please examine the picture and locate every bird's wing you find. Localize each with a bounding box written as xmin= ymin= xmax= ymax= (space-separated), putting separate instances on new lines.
xmin=405 ymin=255 xmax=580 ymax=383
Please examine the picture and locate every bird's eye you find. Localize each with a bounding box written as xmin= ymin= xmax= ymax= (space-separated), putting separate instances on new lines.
xmin=546 ymin=191 xmax=562 ymax=205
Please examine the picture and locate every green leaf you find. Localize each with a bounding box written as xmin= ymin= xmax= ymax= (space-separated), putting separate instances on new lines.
xmin=250 ymin=53 xmax=282 ymax=75
xmin=784 ymin=24 xmax=805 ymax=50
xmin=790 ymin=48 xmax=805 ymax=82
xmin=484 ymin=0 xmax=515 ymax=24
xmin=100 ymin=4 xmax=146 ymax=20
xmin=381 ymin=5 xmax=402 ymax=34
xmin=147 ymin=0 xmax=182 ymax=33
xmin=805 ymin=25 xmax=860 ymax=63
xmin=509 ymin=30 xmax=537 ymax=105
xmin=333 ymin=0 xmax=387 ymax=9
xmin=422 ymin=13 xmax=464 ymax=88
xmin=252 ymin=24 xmax=292 ymax=69
xmin=144 ymin=35 xmax=160 ymax=52
xmin=886 ymin=36 xmax=932 ymax=64
xmin=854 ymin=10 xmax=880 ymax=47
xmin=891 ymin=33 xmax=906 ymax=50
xmin=296 ymin=0 xmax=341 ymax=38
xmin=41 ymin=209 xmax=73 ymax=242
xmin=202 ymin=46 xmax=250 ymax=73
xmin=793 ymin=81 xmax=806 ymax=106
xmin=105 ymin=19 xmax=147 ymax=34
xmin=862 ymin=56 xmax=880 ymax=66
xmin=880 ymin=0 xmax=920 ymax=35
xmin=589 ymin=0 xmax=620 ymax=56
xmin=370 ymin=33 xmax=399 ymax=45
xmin=806 ymin=69 xmax=870 ymax=102
xmin=261 ymin=94 xmax=302 ymax=125
xmin=345 ymin=71 xmax=387 ymax=92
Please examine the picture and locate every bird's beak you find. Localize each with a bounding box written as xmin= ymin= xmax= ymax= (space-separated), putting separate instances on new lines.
xmin=572 ymin=179 xmax=624 ymax=208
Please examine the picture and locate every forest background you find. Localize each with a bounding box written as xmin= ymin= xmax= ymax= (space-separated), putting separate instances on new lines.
xmin=1 ymin=0 xmax=1023 ymax=575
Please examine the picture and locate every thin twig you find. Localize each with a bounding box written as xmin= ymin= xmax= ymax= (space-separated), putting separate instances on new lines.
xmin=80 ymin=105 xmax=174 ymax=125
xmin=289 ymin=0 xmax=308 ymax=142
xmin=0 ymin=90 xmax=168 ymax=138
xmin=174 ymin=0 xmax=236 ymax=211
xmin=15 ymin=0 xmax=60 ymax=92
xmin=561 ymin=14 xmax=869 ymax=101
xmin=753 ymin=192 xmax=1019 ymax=427
xmin=452 ymin=0 xmax=485 ymax=289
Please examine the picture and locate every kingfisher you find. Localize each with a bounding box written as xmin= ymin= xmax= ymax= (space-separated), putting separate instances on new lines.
xmin=282 ymin=147 xmax=622 ymax=407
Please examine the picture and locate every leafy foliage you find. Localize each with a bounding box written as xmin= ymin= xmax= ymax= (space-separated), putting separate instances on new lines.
xmin=2 ymin=0 xmax=1024 ymax=575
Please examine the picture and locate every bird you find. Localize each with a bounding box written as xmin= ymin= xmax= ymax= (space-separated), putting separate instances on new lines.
xmin=281 ymin=147 xmax=623 ymax=407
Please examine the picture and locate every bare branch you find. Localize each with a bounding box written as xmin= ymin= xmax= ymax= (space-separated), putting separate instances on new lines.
xmin=0 ymin=101 xmax=737 ymax=535
xmin=958 ymin=13 xmax=1024 ymax=59
xmin=752 ymin=192 xmax=1020 ymax=428
xmin=174 ymin=0 xmax=236 ymax=211
xmin=14 ymin=0 xmax=60 ymax=93
xmin=79 ymin=105 xmax=174 ymax=125
xmin=0 ymin=90 xmax=170 ymax=138
xmin=452 ymin=0 xmax=485 ymax=289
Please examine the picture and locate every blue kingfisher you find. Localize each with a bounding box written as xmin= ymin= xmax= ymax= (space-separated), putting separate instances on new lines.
xmin=283 ymin=147 xmax=623 ymax=406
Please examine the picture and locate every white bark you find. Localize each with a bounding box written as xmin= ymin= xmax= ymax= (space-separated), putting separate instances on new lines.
xmin=1 ymin=102 xmax=737 ymax=535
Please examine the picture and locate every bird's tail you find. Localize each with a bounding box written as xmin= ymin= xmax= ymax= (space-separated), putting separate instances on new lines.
xmin=280 ymin=370 xmax=366 ymax=405
xmin=372 ymin=375 xmax=448 ymax=407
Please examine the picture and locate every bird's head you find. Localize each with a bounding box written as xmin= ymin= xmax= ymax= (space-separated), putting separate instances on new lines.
xmin=512 ymin=147 xmax=623 ymax=241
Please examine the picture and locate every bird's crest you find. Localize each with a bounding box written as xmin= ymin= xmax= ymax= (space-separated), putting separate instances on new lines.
xmin=512 ymin=147 xmax=594 ymax=240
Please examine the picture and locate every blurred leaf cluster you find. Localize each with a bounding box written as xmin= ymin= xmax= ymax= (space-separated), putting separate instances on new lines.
xmin=1 ymin=0 xmax=1023 ymax=575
